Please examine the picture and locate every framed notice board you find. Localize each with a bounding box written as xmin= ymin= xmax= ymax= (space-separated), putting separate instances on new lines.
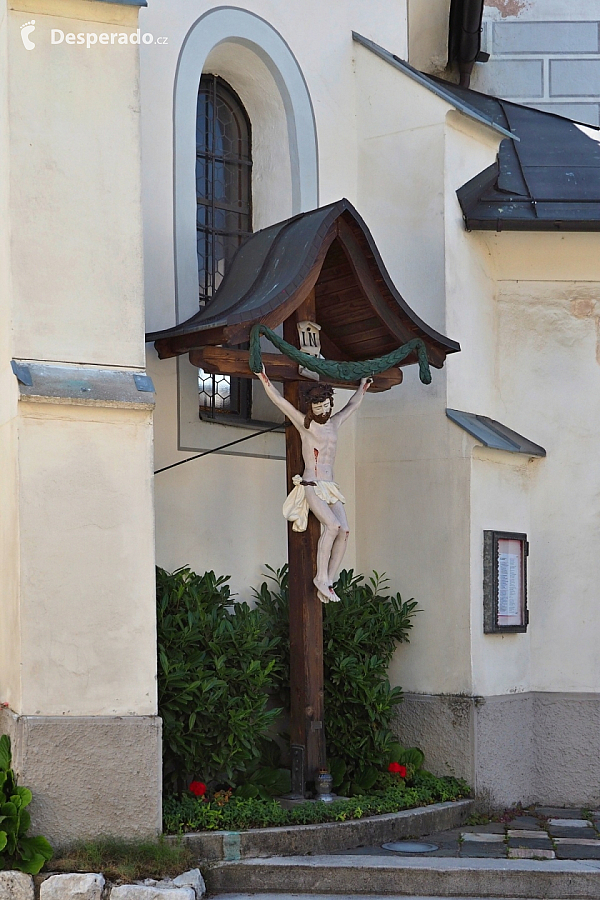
xmin=483 ymin=531 xmax=529 ymax=634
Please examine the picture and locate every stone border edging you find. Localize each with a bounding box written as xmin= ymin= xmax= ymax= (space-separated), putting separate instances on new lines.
xmin=1 ymin=869 xmax=205 ymax=900
xmin=169 ymin=798 xmax=473 ymax=861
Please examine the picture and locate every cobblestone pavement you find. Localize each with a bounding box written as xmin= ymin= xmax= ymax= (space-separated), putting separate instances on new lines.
xmin=333 ymin=807 xmax=600 ymax=861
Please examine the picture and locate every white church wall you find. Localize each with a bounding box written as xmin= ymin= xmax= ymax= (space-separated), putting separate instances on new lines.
xmin=0 ymin=0 xmax=160 ymax=843
xmin=8 ymin=1 xmax=146 ymax=368
xmin=353 ymin=41 xmax=471 ymax=694
xmin=16 ymin=402 xmax=157 ymax=717
xmin=494 ymin=276 xmax=600 ymax=695
xmin=469 ymin=447 xmax=533 ymax=698
xmin=354 ymin=39 xmax=449 ymax=335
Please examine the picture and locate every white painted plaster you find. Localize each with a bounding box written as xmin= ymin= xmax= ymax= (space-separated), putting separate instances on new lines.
xmin=17 ymin=402 xmax=157 ymax=715
xmin=0 ymin=0 xmax=156 ymax=718
xmin=354 ymin=40 xmax=449 ymax=335
xmin=7 ymin=0 xmax=145 ymax=368
xmin=495 ymin=278 xmax=600 ymax=694
xmin=469 ymin=447 xmax=533 ymax=697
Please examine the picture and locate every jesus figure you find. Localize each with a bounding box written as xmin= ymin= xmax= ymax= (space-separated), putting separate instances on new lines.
xmin=257 ymin=368 xmax=372 ymax=603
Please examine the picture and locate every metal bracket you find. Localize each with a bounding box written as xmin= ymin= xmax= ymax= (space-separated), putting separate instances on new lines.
xmin=290 ymin=744 xmax=306 ymax=798
xmin=133 ymin=374 xmax=155 ymax=392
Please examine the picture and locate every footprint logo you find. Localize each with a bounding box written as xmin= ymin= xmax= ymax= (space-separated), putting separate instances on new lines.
xmin=20 ymin=20 xmax=36 ymax=50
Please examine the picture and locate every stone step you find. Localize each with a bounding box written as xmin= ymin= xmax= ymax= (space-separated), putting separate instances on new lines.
xmin=214 ymin=895 xmax=543 ymax=900
xmin=205 ymin=855 xmax=600 ymax=899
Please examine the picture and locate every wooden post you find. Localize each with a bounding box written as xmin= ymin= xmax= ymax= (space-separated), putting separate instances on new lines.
xmin=284 ymin=294 xmax=326 ymax=794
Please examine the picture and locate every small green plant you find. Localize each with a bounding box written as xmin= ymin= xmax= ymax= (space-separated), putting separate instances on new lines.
xmin=0 ymin=735 xmax=53 ymax=874
xmin=157 ymin=567 xmax=284 ymax=792
xmin=254 ymin=566 xmax=419 ymax=794
xmin=465 ymin=812 xmax=492 ymax=826
xmin=51 ymin=837 xmax=194 ymax=881
xmin=163 ymin=772 xmax=470 ymax=834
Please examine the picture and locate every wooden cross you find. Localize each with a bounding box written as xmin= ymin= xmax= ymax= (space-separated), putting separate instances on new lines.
xmin=283 ymin=291 xmax=326 ymax=793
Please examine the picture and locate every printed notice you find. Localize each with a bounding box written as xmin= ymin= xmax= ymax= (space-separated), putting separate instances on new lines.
xmin=498 ymin=551 xmax=520 ymax=617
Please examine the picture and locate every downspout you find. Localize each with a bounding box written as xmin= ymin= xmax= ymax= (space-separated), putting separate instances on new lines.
xmin=448 ymin=0 xmax=488 ymax=88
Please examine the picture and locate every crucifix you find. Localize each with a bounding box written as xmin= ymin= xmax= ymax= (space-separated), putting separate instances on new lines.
xmin=256 ymin=292 xmax=371 ymax=793
xmin=148 ymin=199 xmax=460 ymax=797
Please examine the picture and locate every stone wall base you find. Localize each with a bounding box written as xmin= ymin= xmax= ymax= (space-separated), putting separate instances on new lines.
xmin=393 ymin=691 xmax=600 ymax=808
xmin=0 ymin=709 xmax=162 ymax=847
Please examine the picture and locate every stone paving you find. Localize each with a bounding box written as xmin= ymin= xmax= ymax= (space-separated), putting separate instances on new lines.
xmin=333 ymin=807 xmax=600 ymax=862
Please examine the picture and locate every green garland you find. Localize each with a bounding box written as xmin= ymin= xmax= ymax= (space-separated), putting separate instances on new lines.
xmin=248 ymin=324 xmax=432 ymax=385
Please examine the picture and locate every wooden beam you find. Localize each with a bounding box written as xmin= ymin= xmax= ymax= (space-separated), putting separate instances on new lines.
xmin=189 ymin=346 xmax=403 ymax=392
xmin=153 ymin=325 xmax=227 ymax=359
xmin=284 ymin=294 xmax=326 ymax=792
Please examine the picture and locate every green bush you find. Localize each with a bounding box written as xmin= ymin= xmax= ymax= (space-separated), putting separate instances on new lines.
xmin=163 ymin=772 xmax=470 ymax=834
xmin=157 ymin=567 xmax=283 ymax=792
xmin=0 ymin=735 xmax=53 ymax=874
xmin=254 ymin=567 xmax=419 ymax=793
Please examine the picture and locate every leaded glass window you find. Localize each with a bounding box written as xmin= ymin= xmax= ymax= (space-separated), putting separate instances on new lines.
xmin=196 ymin=74 xmax=252 ymax=418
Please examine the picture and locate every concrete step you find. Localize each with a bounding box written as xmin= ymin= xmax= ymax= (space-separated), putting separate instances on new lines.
xmin=205 ymin=855 xmax=600 ymax=899
xmin=214 ymin=895 xmax=542 ymax=900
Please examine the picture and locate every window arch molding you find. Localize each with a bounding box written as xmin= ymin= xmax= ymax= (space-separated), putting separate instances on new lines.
xmin=173 ymin=7 xmax=319 ymax=324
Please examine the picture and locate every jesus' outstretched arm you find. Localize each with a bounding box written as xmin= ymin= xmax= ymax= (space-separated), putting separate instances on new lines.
xmin=256 ymin=367 xmax=305 ymax=430
xmin=331 ymin=377 xmax=373 ymax=426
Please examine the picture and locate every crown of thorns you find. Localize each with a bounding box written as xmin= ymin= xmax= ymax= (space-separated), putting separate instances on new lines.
xmin=306 ymin=384 xmax=334 ymax=406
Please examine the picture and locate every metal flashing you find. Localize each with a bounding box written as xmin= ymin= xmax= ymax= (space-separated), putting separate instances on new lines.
xmin=452 ymin=89 xmax=600 ymax=230
xmin=16 ymin=363 xmax=155 ymax=409
xmin=99 ymin=0 xmax=147 ymax=6
xmin=133 ymin=373 xmax=155 ymax=392
xmin=446 ymin=408 xmax=546 ymax=457
xmin=11 ymin=360 xmax=33 ymax=386
xmin=351 ymin=32 xmax=517 ymax=142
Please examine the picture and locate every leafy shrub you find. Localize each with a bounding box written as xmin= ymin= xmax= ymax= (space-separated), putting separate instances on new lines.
xmin=157 ymin=567 xmax=283 ymax=792
xmin=0 ymin=735 xmax=53 ymax=874
xmin=163 ymin=771 xmax=470 ymax=834
xmin=254 ymin=567 xmax=419 ymax=793
xmin=232 ymin=740 xmax=291 ymax=800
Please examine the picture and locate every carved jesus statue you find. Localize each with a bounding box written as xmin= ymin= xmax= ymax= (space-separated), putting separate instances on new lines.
xmin=257 ymin=369 xmax=372 ymax=603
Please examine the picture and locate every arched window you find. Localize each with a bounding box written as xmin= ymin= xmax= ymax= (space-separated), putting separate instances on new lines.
xmin=196 ymin=74 xmax=252 ymax=417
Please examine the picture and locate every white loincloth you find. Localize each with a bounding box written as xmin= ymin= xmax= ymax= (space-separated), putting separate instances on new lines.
xmin=282 ymin=475 xmax=346 ymax=533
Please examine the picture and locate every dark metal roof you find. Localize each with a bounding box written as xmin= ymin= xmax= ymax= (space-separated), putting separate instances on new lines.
xmin=447 ymin=409 xmax=546 ymax=457
xmin=353 ymin=32 xmax=600 ymax=231
xmin=148 ymin=199 xmax=460 ymax=369
xmin=438 ymin=80 xmax=600 ymax=231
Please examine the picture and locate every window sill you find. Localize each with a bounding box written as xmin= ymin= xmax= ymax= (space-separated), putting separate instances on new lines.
xmin=199 ymin=413 xmax=285 ymax=432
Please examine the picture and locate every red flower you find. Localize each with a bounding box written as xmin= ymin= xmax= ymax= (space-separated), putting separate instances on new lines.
xmin=388 ymin=762 xmax=407 ymax=777
xmin=189 ymin=781 xmax=207 ymax=797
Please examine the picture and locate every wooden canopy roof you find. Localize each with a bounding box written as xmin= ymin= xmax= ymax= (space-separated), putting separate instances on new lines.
xmin=148 ymin=199 xmax=460 ymax=391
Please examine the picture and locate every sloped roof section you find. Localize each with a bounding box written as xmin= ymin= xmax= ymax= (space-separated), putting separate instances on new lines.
xmin=447 ymin=409 xmax=546 ymax=457
xmin=148 ymin=199 xmax=460 ymax=370
xmin=439 ymin=80 xmax=600 ymax=231
xmin=353 ymin=32 xmax=600 ymax=231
